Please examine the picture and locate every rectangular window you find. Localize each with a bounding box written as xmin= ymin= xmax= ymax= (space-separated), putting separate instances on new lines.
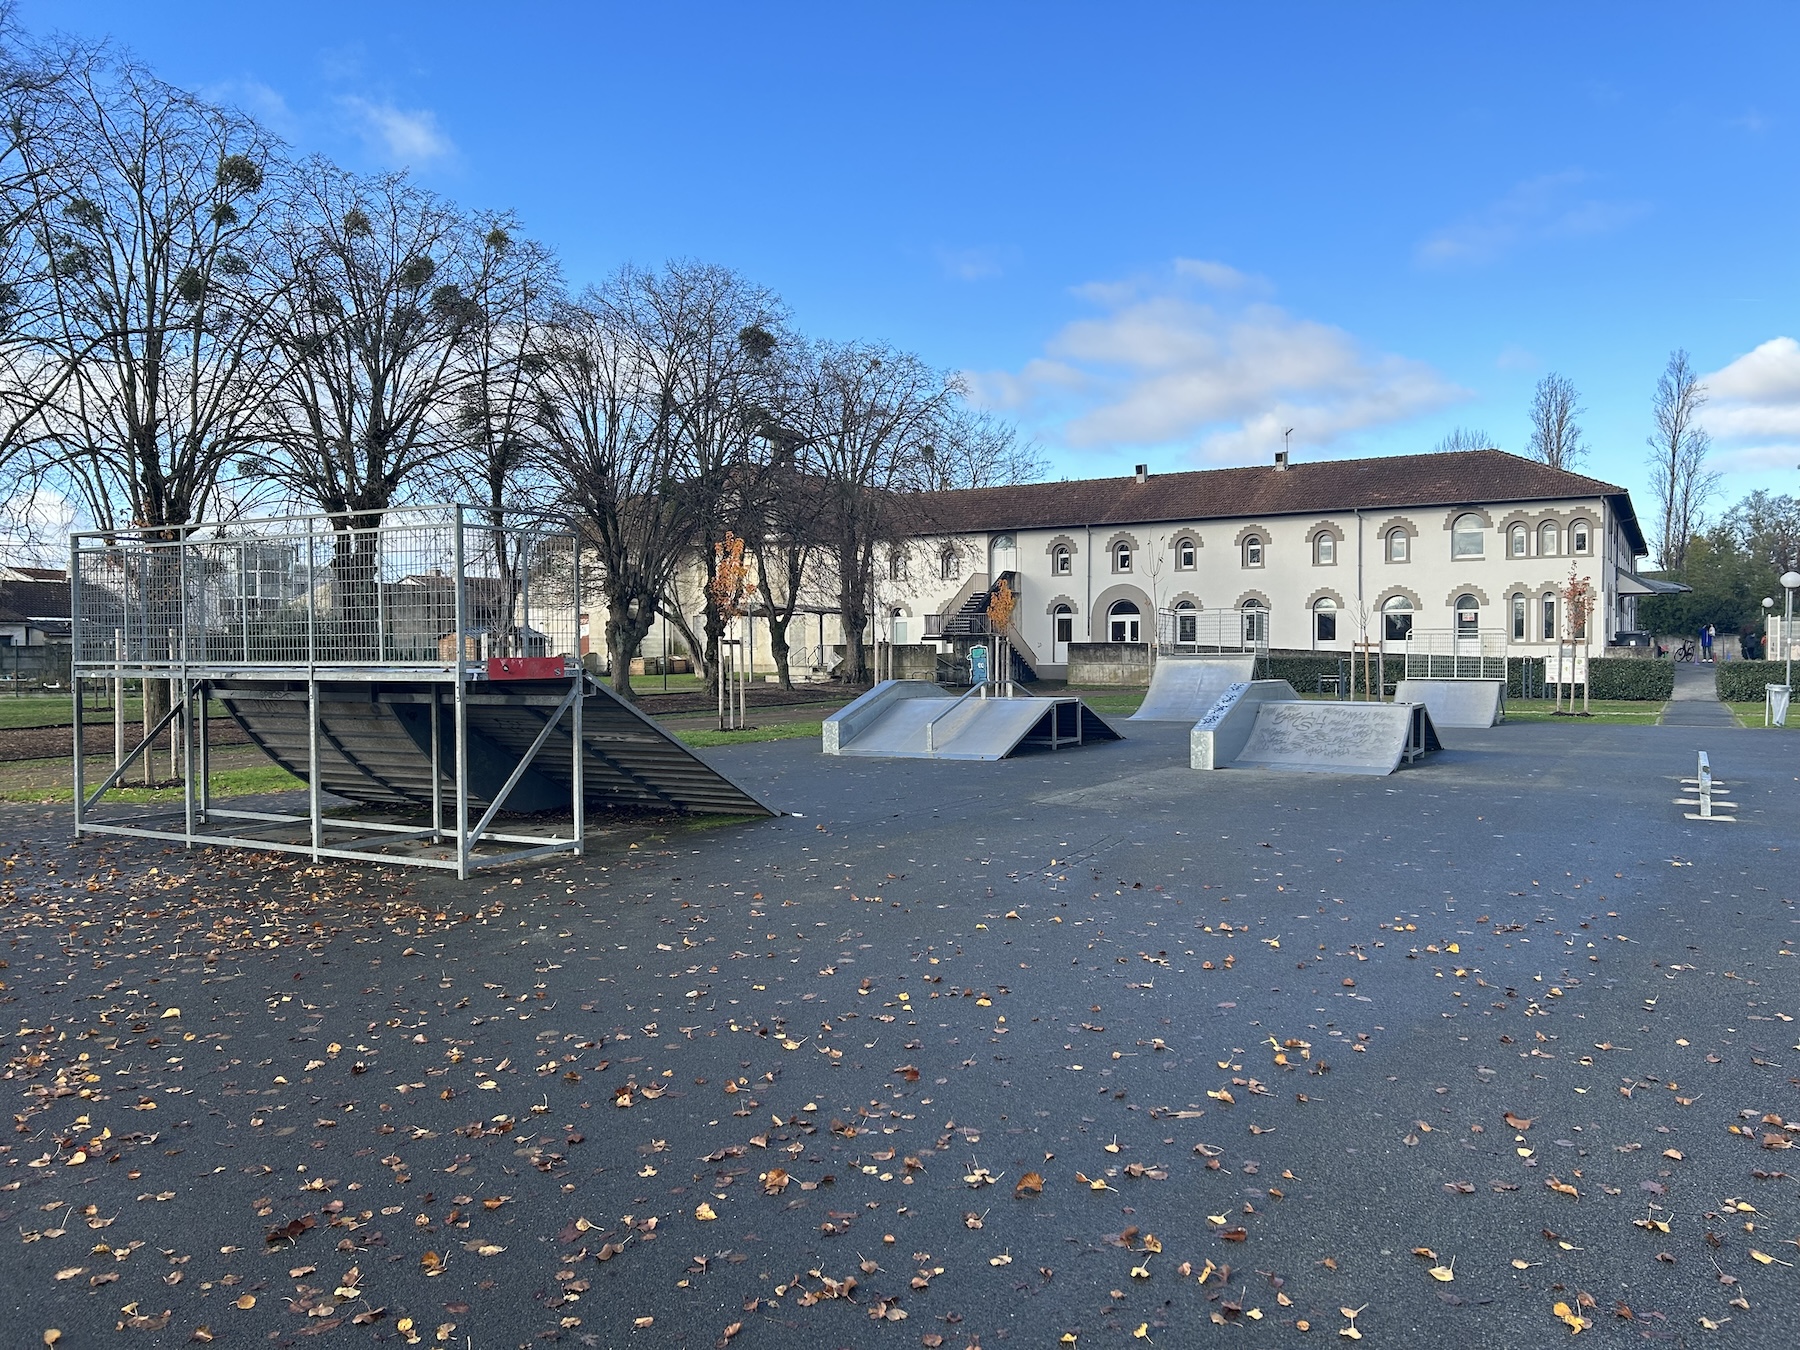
xmin=1541 ymin=596 xmax=1556 ymax=640
xmin=1511 ymin=595 xmax=1526 ymax=641
xmin=1177 ymin=612 xmax=1197 ymax=643
xmin=1316 ymin=610 xmax=1337 ymax=642
xmin=1055 ymin=616 xmax=1073 ymax=643
xmin=1384 ymin=612 xmax=1412 ymax=642
xmin=1178 ymin=541 xmax=1195 ymax=570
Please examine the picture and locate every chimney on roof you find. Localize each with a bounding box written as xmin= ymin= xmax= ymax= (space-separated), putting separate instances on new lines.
xmin=1274 ymin=449 xmax=1289 ymax=471
xmin=1134 ymin=463 xmax=1148 ymax=483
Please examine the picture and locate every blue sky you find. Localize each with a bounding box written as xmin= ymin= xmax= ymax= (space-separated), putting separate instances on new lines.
xmin=27 ymin=1 xmax=1800 ymax=511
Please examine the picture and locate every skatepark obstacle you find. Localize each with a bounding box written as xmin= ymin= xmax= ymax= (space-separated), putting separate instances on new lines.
xmin=1398 ymin=629 xmax=1506 ymax=727
xmin=70 ymin=506 xmax=771 ymax=876
xmin=1130 ymin=654 xmax=1257 ymax=722
xmin=1191 ymin=681 xmax=1440 ymax=775
xmin=823 ymin=680 xmax=1121 ymax=760
xmin=1394 ymin=678 xmax=1504 ymax=728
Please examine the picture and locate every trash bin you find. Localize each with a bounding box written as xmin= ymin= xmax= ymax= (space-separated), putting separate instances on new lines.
xmin=1769 ymin=684 xmax=1792 ymax=728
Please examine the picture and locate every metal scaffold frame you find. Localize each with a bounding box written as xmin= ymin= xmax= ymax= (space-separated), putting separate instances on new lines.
xmin=69 ymin=504 xmax=589 ymax=877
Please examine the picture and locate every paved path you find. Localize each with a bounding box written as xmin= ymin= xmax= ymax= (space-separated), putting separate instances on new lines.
xmin=1659 ymin=659 xmax=1735 ymax=726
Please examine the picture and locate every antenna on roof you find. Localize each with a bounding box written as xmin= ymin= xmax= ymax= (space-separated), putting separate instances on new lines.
xmin=1275 ymin=428 xmax=1294 ymax=471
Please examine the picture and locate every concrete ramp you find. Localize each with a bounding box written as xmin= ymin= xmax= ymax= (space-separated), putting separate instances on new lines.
xmin=1394 ymin=678 xmax=1503 ymax=728
xmin=1191 ymin=681 xmax=1440 ymax=775
xmin=1131 ymin=655 xmax=1257 ymax=722
xmin=824 ymin=679 xmax=1121 ymax=760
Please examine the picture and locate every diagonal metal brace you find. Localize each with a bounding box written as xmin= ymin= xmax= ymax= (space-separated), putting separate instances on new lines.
xmin=83 ymin=699 xmax=185 ymax=812
xmin=466 ymin=680 xmax=581 ymax=850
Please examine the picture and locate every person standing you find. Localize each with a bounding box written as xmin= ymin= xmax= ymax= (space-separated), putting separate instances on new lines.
xmin=1700 ymin=623 xmax=1715 ymax=663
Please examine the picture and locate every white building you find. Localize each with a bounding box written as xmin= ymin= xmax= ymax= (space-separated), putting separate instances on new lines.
xmin=872 ymin=448 xmax=1653 ymax=679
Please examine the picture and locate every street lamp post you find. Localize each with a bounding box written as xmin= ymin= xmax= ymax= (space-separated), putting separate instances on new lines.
xmin=1782 ymin=568 xmax=1800 ymax=690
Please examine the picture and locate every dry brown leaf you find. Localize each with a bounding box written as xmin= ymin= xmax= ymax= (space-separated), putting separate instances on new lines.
xmin=1015 ymin=1172 xmax=1044 ymax=1197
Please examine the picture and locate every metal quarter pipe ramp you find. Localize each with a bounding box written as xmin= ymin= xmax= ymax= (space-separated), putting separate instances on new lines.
xmin=1191 ymin=680 xmax=1441 ymax=775
xmin=823 ymin=679 xmax=1122 ymax=760
xmin=217 ymin=675 xmax=774 ymax=817
xmin=1130 ymin=655 xmax=1257 ymax=722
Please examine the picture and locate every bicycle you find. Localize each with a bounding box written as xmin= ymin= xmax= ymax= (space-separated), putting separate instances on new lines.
xmin=1672 ymin=642 xmax=1694 ymax=663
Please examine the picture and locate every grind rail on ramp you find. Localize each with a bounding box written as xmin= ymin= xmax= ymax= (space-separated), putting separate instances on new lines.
xmin=1191 ymin=680 xmax=1441 ymax=775
xmin=216 ymin=674 xmax=774 ymax=818
xmin=823 ymin=680 xmax=1121 ymax=760
xmin=1130 ymin=655 xmax=1257 ymax=722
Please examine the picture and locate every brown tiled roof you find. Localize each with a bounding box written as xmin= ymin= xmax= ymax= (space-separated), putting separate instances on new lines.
xmin=0 ymin=579 xmax=71 ymax=620
xmin=908 ymin=449 xmax=1647 ymax=555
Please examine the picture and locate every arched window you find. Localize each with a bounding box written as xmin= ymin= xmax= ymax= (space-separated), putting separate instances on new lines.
xmin=1571 ymin=521 xmax=1590 ymax=554
xmin=1174 ymin=599 xmax=1198 ymax=644
xmin=1241 ymin=598 xmax=1268 ymax=646
xmin=1454 ymin=593 xmax=1480 ymax=637
xmin=1452 ymin=513 xmax=1485 ymax=558
xmin=1313 ymin=532 xmax=1335 ymax=565
xmin=1053 ymin=545 xmax=1072 ymax=576
xmin=1382 ymin=595 xmax=1414 ymax=642
xmin=1387 ymin=529 xmax=1409 ymax=562
xmin=888 ymin=551 xmax=908 ymax=582
xmin=1243 ymin=535 xmax=1264 ymax=568
xmin=1107 ymin=599 xmax=1141 ymax=643
xmin=1510 ymin=524 xmax=1527 ymax=558
xmin=940 ymin=550 xmax=960 ymax=581
xmin=1176 ymin=538 xmax=1197 ymax=571
xmin=1511 ymin=592 xmax=1526 ymax=641
xmin=890 ymin=606 xmax=909 ymax=645
xmin=1541 ymin=593 xmax=1557 ymax=641
xmin=1313 ymin=596 xmax=1338 ymax=644
xmin=1539 ymin=522 xmax=1559 ymax=557
xmin=1114 ymin=541 xmax=1132 ymax=572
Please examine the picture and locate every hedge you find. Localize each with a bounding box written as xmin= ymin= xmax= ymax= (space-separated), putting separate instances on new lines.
xmin=1506 ymin=656 xmax=1672 ymax=700
xmin=1716 ymin=660 xmax=1792 ymax=702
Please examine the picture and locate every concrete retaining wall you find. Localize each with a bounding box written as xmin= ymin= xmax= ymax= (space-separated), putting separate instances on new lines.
xmin=1068 ymin=642 xmax=1150 ymax=686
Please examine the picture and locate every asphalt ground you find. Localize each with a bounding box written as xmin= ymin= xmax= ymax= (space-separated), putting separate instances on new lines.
xmin=3 ymin=717 xmax=1797 ymax=1349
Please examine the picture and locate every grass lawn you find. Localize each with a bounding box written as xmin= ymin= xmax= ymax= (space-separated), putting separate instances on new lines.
xmin=676 ymin=720 xmax=823 ymax=747
xmin=1071 ymin=690 xmax=1146 ymax=716
xmin=1726 ymin=701 xmax=1800 ymax=729
xmin=1506 ymin=697 xmax=1665 ymax=725
xmin=0 ymin=694 xmax=145 ymax=729
xmin=2 ymin=760 xmax=304 ymax=805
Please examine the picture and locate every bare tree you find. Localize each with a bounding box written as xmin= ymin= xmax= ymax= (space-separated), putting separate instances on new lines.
xmin=530 ymin=279 xmax=701 ymax=697
xmin=1432 ymin=426 xmax=1495 ymax=454
xmin=261 ymin=162 xmax=493 ymax=525
xmin=919 ymin=405 xmax=1045 ymax=491
xmin=1645 ymin=349 xmax=1719 ymax=572
xmin=22 ymin=59 xmax=279 ymax=533
xmin=0 ymin=10 xmax=99 ymax=482
xmin=1525 ymin=373 xmax=1586 ymax=471
xmin=788 ymin=341 xmax=959 ymax=685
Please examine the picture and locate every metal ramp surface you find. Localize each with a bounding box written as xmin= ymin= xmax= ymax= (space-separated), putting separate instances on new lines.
xmin=216 ymin=675 xmax=773 ymax=817
xmin=1232 ymin=700 xmax=1441 ymax=776
xmin=824 ymin=680 xmax=1121 ymax=760
xmin=1130 ymin=655 xmax=1257 ymax=722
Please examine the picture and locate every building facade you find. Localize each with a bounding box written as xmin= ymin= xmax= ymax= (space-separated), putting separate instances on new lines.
xmin=873 ymin=448 xmax=1652 ymax=679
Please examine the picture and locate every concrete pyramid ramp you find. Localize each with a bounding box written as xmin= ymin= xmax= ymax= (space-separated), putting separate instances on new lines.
xmin=1131 ymin=655 xmax=1256 ymax=722
xmin=1393 ymin=678 xmax=1503 ymax=728
xmin=824 ymin=680 xmax=1121 ymax=760
xmin=1190 ymin=680 xmax=1440 ymax=775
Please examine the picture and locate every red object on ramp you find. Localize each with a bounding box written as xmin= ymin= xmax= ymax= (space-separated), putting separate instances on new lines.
xmin=486 ymin=657 xmax=571 ymax=680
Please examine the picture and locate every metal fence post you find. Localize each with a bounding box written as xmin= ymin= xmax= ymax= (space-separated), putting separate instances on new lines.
xmin=453 ymin=505 xmax=470 ymax=878
xmin=70 ymin=535 xmax=83 ymax=832
xmin=571 ymin=531 xmax=584 ymax=856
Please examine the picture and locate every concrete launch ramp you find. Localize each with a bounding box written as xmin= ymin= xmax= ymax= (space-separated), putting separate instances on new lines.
xmin=216 ymin=675 xmax=774 ymax=817
xmin=1191 ymin=680 xmax=1440 ymax=775
xmin=1394 ymin=678 xmax=1504 ymax=728
xmin=1130 ymin=655 xmax=1257 ymax=722
xmin=824 ymin=679 xmax=1121 ymax=760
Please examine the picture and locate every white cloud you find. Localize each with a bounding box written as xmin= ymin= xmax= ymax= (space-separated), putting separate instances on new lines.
xmin=337 ymin=95 xmax=456 ymax=167
xmin=934 ymin=245 xmax=1016 ymax=282
xmin=965 ymin=263 xmax=1466 ymax=463
xmin=1417 ymin=171 xmax=1648 ymax=269
xmin=1701 ymin=336 xmax=1800 ymax=444
xmin=203 ymin=79 xmax=301 ymax=140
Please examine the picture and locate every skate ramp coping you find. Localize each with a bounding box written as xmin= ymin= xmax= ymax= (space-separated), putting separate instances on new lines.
xmin=1131 ymin=655 xmax=1257 ymax=722
xmin=1190 ymin=680 xmax=1441 ymax=775
xmin=1394 ymin=678 xmax=1504 ymax=728
xmin=823 ymin=679 xmax=1122 ymax=760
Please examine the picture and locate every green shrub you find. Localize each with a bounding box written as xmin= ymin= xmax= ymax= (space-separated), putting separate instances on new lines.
xmin=1264 ymin=654 xmax=1358 ymax=693
xmin=1587 ymin=658 xmax=1674 ymax=700
xmin=1717 ymin=660 xmax=1791 ymax=702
